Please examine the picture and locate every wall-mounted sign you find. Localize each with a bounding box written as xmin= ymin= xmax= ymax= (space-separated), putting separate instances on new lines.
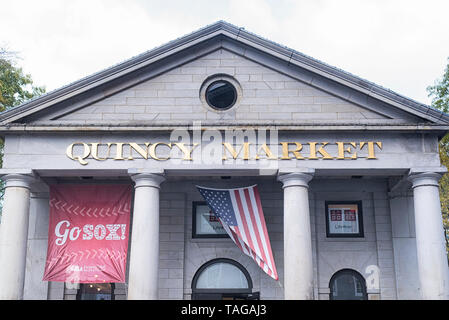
xmin=325 ymin=201 xmax=364 ymax=238
xmin=192 ymin=202 xmax=228 ymax=238
xmin=65 ymin=140 xmax=383 ymax=165
xmin=43 ymin=184 xmax=132 ymax=283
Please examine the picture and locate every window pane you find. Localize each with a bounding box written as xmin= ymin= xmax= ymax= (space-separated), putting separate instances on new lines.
xmin=195 ymin=204 xmax=227 ymax=236
xmin=206 ymin=81 xmax=236 ymax=110
xmin=195 ymin=262 xmax=249 ymax=289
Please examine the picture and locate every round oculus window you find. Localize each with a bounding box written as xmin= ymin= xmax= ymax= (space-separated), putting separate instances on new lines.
xmin=205 ymin=80 xmax=237 ymax=110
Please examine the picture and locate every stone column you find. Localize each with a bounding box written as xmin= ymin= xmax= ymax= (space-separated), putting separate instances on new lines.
xmin=24 ymin=190 xmax=50 ymax=300
xmin=127 ymin=172 xmax=165 ymax=300
xmin=0 ymin=174 xmax=35 ymax=300
xmin=278 ymin=170 xmax=314 ymax=300
xmin=409 ymin=172 xmax=449 ymax=299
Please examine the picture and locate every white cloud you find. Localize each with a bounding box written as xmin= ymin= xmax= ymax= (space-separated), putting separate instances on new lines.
xmin=1 ymin=0 xmax=448 ymax=105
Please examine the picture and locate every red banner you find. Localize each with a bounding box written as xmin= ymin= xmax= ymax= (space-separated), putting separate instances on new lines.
xmin=43 ymin=184 xmax=132 ymax=283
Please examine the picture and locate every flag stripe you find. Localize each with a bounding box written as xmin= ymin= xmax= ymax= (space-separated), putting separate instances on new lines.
xmin=253 ymin=186 xmax=278 ymax=280
xmin=223 ymin=222 xmax=247 ymax=255
xmin=233 ymin=190 xmax=259 ymax=262
xmin=248 ymin=188 xmax=272 ymax=269
xmin=245 ymin=187 xmax=273 ymax=278
xmin=242 ymin=188 xmax=268 ymax=270
xmin=239 ymin=188 xmax=263 ymax=264
xmin=230 ymin=190 xmax=255 ymax=260
xmin=238 ymin=190 xmax=262 ymax=267
xmin=233 ymin=227 xmax=254 ymax=259
xmin=232 ymin=227 xmax=251 ymax=257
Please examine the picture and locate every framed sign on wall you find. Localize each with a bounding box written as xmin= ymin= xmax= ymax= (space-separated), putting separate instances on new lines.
xmin=325 ymin=201 xmax=364 ymax=238
xmin=192 ymin=201 xmax=228 ymax=238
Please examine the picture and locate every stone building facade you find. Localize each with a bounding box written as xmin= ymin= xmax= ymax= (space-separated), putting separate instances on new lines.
xmin=0 ymin=21 xmax=448 ymax=300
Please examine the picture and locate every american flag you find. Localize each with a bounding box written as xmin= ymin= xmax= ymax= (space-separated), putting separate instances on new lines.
xmin=197 ymin=184 xmax=278 ymax=280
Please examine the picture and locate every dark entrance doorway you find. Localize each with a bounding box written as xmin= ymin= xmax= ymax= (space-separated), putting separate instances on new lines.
xmin=329 ymin=269 xmax=368 ymax=300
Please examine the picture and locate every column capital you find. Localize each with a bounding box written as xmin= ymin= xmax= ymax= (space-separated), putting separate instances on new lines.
xmin=409 ymin=166 xmax=447 ymax=175
xmin=1 ymin=174 xmax=36 ymax=189
xmin=408 ymin=172 xmax=442 ymax=189
xmin=277 ymin=170 xmax=314 ymax=189
xmin=130 ymin=173 xmax=165 ymax=189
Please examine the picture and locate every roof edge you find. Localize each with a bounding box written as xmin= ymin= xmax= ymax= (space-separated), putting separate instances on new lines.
xmin=1 ymin=20 xmax=447 ymax=124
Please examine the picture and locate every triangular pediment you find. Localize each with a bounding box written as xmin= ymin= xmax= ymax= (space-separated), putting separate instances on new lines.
xmin=0 ymin=21 xmax=447 ymax=129
xmin=53 ymin=49 xmax=395 ymax=125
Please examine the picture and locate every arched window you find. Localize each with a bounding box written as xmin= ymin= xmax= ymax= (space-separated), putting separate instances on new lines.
xmin=329 ymin=269 xmax=367 ymax=300
xmin=191 ymin=258 xmax=259 ymax=300
xmin=76 ymin=283 xmax=115 ymax=300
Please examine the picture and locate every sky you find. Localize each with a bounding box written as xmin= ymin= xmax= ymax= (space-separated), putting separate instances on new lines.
xmin=1 ymin=0 xmax=449 ymax=106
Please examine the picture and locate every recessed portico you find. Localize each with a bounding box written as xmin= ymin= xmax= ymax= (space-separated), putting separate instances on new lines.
xmin=0 ymin=164 xmax=447 ymax=300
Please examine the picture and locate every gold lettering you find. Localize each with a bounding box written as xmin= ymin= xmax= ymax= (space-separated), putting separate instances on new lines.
xmin=128 ymin=143 xmax=150 ymax=160
xmin=360 ymin=141 xmax=382 ymax=159
xmin=90 ymin=143 xmax=107 ymax=161
xmin=174 ymin=142 xmax=199 ymax=160
xmin=222 ymin=142 xmax=251 ymax=160
xmin=255 ymin=144 xmax=276 ymax=160
xmin=336 ymin=142 xmax=357 ymax=159
xmin=148 ymin=142 xmax=172 ymax=160
xmin=66 ymin=142 xmax=91 ymax=165
xmin=280 ymin=142 xmax=304 ymax=159
xmin=308 ymin=142 xmax=333 ymax=159
xmin=108 ymin=142 xmax=126 ymax=160
xmin=66 ymin=139 xmax=384 ymax=164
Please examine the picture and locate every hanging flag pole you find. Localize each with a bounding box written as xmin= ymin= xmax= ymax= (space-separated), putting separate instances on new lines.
xmin=196 ymin=184 xmax=278 ymax=280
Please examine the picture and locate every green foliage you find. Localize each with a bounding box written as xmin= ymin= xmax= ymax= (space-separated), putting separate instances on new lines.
xmin=427 ymin=57 xmax=449 ymax=113
xmin=0 ymin=49 xmax=45 ymax=112
xmin=438 ymin=135 xmax=449 ymax=255
xmin=427 ymin=57 xmax=449 ymax=256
